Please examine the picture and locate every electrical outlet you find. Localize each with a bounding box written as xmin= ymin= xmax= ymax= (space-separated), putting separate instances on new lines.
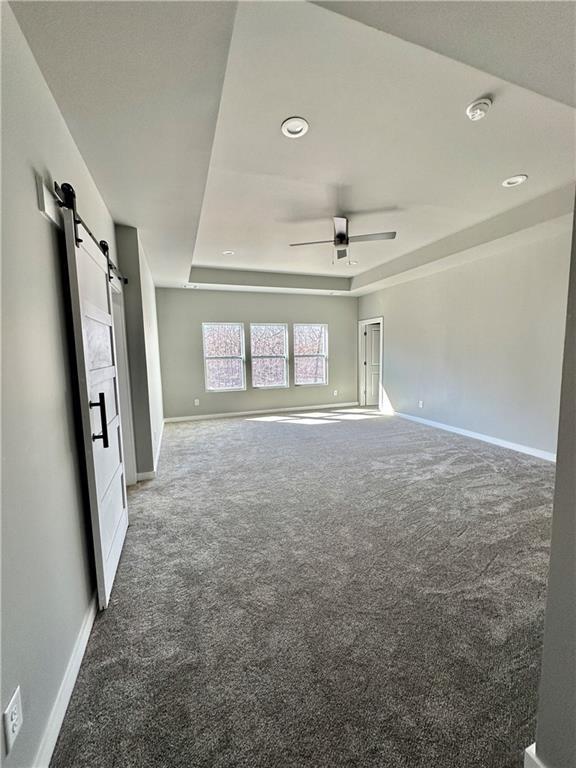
xmin=3 ymin=686 xmax=23 ymax=754
xmin=333 ymin=389 xmax=338 ymax=397
xmin=194 ymin=398 xmax=200 ymax=407
xmin=418 ymin=400 xmax=424 ymax=409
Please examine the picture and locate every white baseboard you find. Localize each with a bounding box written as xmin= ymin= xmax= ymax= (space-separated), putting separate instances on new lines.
xmin=524 ymin=744 xmax=549 ymax=768
xmin=135 ymin=422 xmax=165 ymax=482
xmin=33 ymin=597 xmax=97 ymax=768
xmin=396 ymin=413 xmax=556 ymax=463
xmin=164 ymin=401 xmax=360 ymax=423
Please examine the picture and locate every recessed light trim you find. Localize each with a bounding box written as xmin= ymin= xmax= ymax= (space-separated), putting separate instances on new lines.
xmin=281 ymin=116 xmax=309 ymax=138
xmin=502 ymin=174 xmax=528 ymax=188
xmin=222 ymin=250 xmax=235 ymax=256
xmin=466 ymin=97 xmax=492 ymax=121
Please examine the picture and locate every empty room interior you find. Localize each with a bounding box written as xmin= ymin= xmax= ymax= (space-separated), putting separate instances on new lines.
xmin=2 ymin=2 xmax=576 ymax=767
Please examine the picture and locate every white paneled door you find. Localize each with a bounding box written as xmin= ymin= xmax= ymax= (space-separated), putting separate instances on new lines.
xmin=364 ymin=324 xmax=381 ymax=406
xmin=63 ymin=210 xmax=128 ymax=609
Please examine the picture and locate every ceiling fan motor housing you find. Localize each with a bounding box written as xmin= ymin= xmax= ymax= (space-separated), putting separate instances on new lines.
xmin=334 ymin=216 xmax=349 ymax=258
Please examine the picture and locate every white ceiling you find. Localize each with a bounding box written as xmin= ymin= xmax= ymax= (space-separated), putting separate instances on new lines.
xmin=12 ymin=0 xmax=576 ymax=292
xmin=12 ymin=1 xmax=237 ymax=283
xmin=192 ymin=1 xmax=575 ymax=280
xmin=316 ymin=1 xmax=576 ymax=108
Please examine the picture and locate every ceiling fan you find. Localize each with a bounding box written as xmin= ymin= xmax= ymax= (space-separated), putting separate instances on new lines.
xmin=289 ymin=216 xmax=396 ymax=263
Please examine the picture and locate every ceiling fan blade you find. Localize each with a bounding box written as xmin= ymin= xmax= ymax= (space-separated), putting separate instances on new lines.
xmin=342 ymin=205 xmax=401 ymax=217
xmin=289 ymin=239 xmax=333 ymax=247
xmin=349 ymin=231 xmax=397 ymax=243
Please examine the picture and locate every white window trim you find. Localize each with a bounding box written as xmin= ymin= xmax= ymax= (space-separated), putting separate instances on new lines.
xmin=202 ymin=322 xmax=246 ymax=392
xmin=293 ymin=323 xmax=329 ymax=386
xmin=250 ymin=323 xmax=289 ymax=389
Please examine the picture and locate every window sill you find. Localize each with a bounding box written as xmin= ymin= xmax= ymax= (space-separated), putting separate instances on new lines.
xmin=252 ymin=384 xmax=289 ymax=390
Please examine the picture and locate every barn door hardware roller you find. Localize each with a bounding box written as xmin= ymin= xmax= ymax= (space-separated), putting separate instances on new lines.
xmin=55 ymin=182 xmax=82 ymax=245
xmin=54 ymin=181 xmax=128 ymax=284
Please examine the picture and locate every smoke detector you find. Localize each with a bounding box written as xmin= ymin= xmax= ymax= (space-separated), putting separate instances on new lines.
xmin=466 ymin=97 xmax=492 ymax=121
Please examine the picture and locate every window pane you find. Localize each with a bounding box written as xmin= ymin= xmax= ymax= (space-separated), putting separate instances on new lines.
xmin=252 ymin=357 xmax=287 ymax=388
xmin=251 ymin=324 xmax=287 ymax=356
xmin=205 ymin=358 xmax=244 ymax=390
xmin=294 ymin=324 xmax=327 ymax=355
xmin=295 ymin=356 xmax=326 ymax=385
xmin=203 ymin=323 xmax=243 ymax=357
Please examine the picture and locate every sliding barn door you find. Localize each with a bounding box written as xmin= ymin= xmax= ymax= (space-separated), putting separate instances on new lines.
xmin=63 ymin=209 xmax=128 ymax=609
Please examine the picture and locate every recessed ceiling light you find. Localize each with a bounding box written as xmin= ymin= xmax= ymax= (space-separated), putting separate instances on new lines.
xmin=465 ymin=97 xmax=492 ymax=121
xmin=502 ymin=174 xmax=528 ymax=188
xmin=222 ymin=250 xmax=235 ymax=256
xmin=281 ymin=116 xmax=309 ymax=138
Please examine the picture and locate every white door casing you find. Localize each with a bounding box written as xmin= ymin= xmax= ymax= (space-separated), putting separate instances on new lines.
xmin=111 ymin=287 xmax=137 ymax=486
xmin=365 ymin=324 xmax=381 ymax=406
xmin=358 ymin=317 xmax=384 ymax=408
xmin=63 ymin=210 xmax=128 ymax=609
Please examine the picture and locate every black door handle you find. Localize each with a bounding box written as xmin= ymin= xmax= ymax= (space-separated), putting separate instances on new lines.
xmin=89 ymin=392 xmax=109 ymax=448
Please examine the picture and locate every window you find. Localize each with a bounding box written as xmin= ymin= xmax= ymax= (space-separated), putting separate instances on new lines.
xmin=294 ymin=324 xmax=328 ymax=385
xmin=250 ymin=324 xmax=289 ymax=388
xmin=202 ymin=323 xmax=246 ymax=391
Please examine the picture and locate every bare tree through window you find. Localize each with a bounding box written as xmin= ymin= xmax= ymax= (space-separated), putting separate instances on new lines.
xmin=202 ymin=323 xmax=246 ymax=390
xmin=294 ymin=324 xmax=328 ymax=385
xmin=250 ymin=324 xmax=288 ymax=387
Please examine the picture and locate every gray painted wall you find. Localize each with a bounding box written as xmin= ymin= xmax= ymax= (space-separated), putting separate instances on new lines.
xmin=1 ymin=7 xmax=116 ymax=765
xmin=156 ymin=289 xmax=359 ymax=418
xmin=116 ymin=226 xmax=164 ymax=474
xmin=359 ymin=222 xmax=572 ymax=453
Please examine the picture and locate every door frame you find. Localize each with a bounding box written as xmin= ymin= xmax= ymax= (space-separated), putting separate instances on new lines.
xmin=358 ymin=317 xmax=384 ymax=409
xmin=111 ymin=282 xmax=137 ymax=487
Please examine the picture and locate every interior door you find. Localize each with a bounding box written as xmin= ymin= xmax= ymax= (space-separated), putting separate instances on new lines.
xmin=365 ymin=324 xmax=381 ymax=406
xmin=63 ymin=210 xmax=128 ymax=609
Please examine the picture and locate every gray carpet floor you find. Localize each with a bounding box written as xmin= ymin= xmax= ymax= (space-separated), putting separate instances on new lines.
xmin=50 ymin=409 xmax=554 ymax=768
